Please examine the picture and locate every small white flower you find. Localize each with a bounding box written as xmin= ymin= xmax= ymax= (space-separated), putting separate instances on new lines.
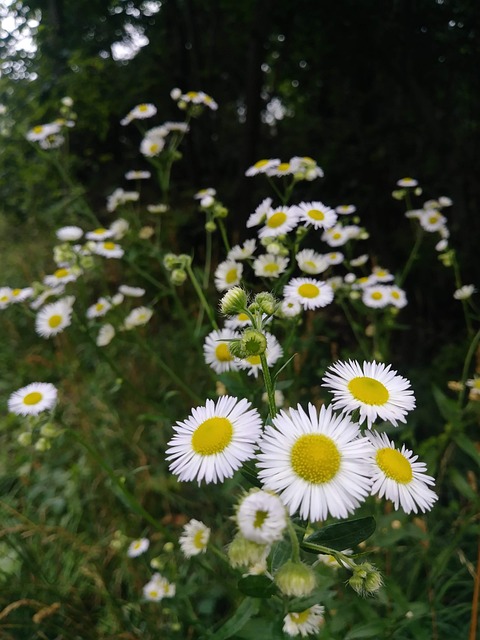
xmin=56 ymin=226 xmax=83 ymax=242
xmin=123 ymin=306 xmax=153 ymax=329
xmin=454 ymin=285 xmax=476 ymax=300
xmin=214 ymin=260 xmax=243 ymax=292
xmin=8 ymin=382 xmax=58 ymax=416
xmin=236 ymin=489 xmax=288 ymax=544
xmin=127 ymin=538 xmax=150 ymax=558
xmin=296 ymin=249 xmax=328 ymax=275
xmin=96 ymin=323 xmax=115 ymax=347
xmin=179 ymin=519 xmax=210 ymax=557
xmin=253 ymin=253 xmax=289 ymax=279
xmin=35 ymin=298 xmax=73 ymax=338
xmin=247 ymin=197 xmax=273 ymax=228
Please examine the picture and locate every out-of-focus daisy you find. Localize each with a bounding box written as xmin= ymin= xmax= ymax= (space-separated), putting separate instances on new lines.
xmin=321 ymin=225 xmax=351 ymax=247
xmin=336 ymin=204 xmax=356 ymax=215
xmin=121 ymin=103 xmax=157 ymax=125
xmin=253 ymin=254 xmax=289 ymax=279
xmin=179 ymin=519 xmax=210 ymax=557
xmin=257 ymin=403 xmax=373 ymax=521
xmin=111 ymin=293 xmax=124 ymax=306
xmin=397 ymin=177 xmax=418 ymax=188
xmin=236 ymin=489 xmax=287 ymax=544
xmin=324 ymin=251 xmax=344 ymax=266
xmin=419 ymin=209 xmax=447 ymax=232
xmin=43 ymin=267 xmax=80 ymax=287
xmin=118 ymin=285 xmax=145 ymax=297
xmin=164 ymin=121 xmax=189 ymax=133
xmin=224 ymin=311 xmax=253 ymax=330
xmin=258 ymin=206 xmax=299 ymax=239
xmin=194 ymin=187 xmax=216 ymax=200
xmin=0 ymin=287 xmax=12 ymax=309
xmin=227 ymin=239 xmax=257 ymax=261
xmin=322 ymin=359 xmax=416 ymax=429
xmin=125 ymin=170 xmax=151 ymax=180
xmin=368 ymin=432 xmax=438 ymax=514
xmin=266 ymin=161 xmax=294 ymax=177
xmin=280 ymin=298 xmax=302 ymax=318
xmin=283 ymin=277 xmax=334 ymax=311
xmin=350 ymin=254 xmax=369 ymax=267
xmin=283 ymin=604 xmax=325 ymax=637
xmin=140 ymin=135 xmax=165 ymax=157
xmin=30 ymin=285 xmax=66 ymax=311
xmin=245 ymin=159 xmax=280 ymax=177
xmin=454 ymin=284 xmax=476 ymax=300
xmin=203 ymin=328 xmax=240 ymax=374
xmin=166 ymin=396 xmax=262 ymax=484
xmin=96 ymin=323 xmax=115 ymax=347
xmin=106 ymin=188 xmax=139 ymax=212
xmin=8 ymin=382 xmax=58 ymax=416
xmin=236 ymin=332 xmax=283 ymax=378
xmin=85 ymin=227 xmax=114 ymax=241
xmin=296 ymin=249 xmax=328 ymax=275
xmin=372 ymin=266 xmax=394 ymax=283
xmin=35 ymin=298 xmax=74 ymax=338
xmin=290 ymin=156 xmax=324 ymax=181
xmin=110 ymin=218 xmax=130 ymax=240
xmin=127 ymin=538 xmax=150 ymax=558
xmin=124 ymin=306 xmax=153 ymax=329
xmin=86 ymin=297 xmax=112 ymax=319
xmin=435 ymin=239 xmax=448 ymax=252
xmin=362 ymin=285 xmax=391 ymax=309
xmin=247 ymin=197 xmax=273 ymax=228
xmin=26 ymin=122 xmax=61 ymax=142
xmin=56 ymin=226 xmax=83 ymax=242
xmin=180 ymin=90 xmax=218 ymax=110
xmin=142 ymin=573 xmax=175 ymax=602
xmin=214 ymin=260 xmax=243 ymax=292
xmin=10 ymin=287 xmax=33 ymax=304
xmin=388 ymin=285 xmax=408 ymax=308
xmin=438 ymin=196 xmax=453 ymax=207
xmin=294 ymin=201 xmax=337 ymax=230
xmin=93 ymin=241 xmax=124 ymax=259
xmin=147 ymin=203 xmax=169 ymax=214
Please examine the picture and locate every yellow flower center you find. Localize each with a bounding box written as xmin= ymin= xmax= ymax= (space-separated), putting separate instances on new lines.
xmin=225 ymin=268 xmax=239 ymax=284
xmin=371 ymin=291 xmax=383 ymax=300
xmin=253 ymin=509 xmax=268 ymax=529
xmin=391 ymin=291 xmax=400 ymax=300
xmin=150 ymin=143 xmax=159 ymax=153
xmin=291 ymin=609 xmax=312 ymax=624
xmin=93 ymin=228 xmax=107 ymax=235
xmin=277 ymin=162 xmax=290 ymax=172
xmin=307 ymin=208 xmax=325 ymax=221
xmin=376 ymin=269 xmax=387 ymax=277
xmin=148 ymin=589 xmax=159 ymax=598
xmin=186 ymin=91 xmax=198 ymax=99
xmin=428 ymin=215 xmax=439 ymax=224
xmin=332 ymin=232 xmax=342 ymax=240
xmin=254 ymin=159 xmax=269 ymax=169
xmin=33 ymin=125 xmax=44 ymax=133
xmin=0 ymin=295 xmax=9 ymax=302
xmin=48 ymin=314 xmax=63 ymax=328
xmin=472 ymin=379 xmax=480 ymax=390
xmin=138 ymin=104 xmax=149 ymax=111
xmin=246 ymin=355 xmax=261 ymax=365
xmin=12 ymin=289 xmax=21 ymax=296
xmin=264 ymin=263 xmax=279 ymax=273
xmin=376 ymin=447 xmax=413 ymax=483
xmin=237 ymin=312 xmax=249 ymax=321
xmin=95 ymin=303 xmax=105 ymax=312
xmin=193 ymin=529 xmax=206 ymax=549
xmin=54 ymin=268 xmax=70 ymax=278
xmin=348 ymin=376 xmax=389 ymax=405
xmin=267 ymin=211 xmax=287 ymax=228
xmin=23 ymin=391 xmax=43 ymax=405
xmin=215 ymin=343 xmax=233 ymax=362
xmin=298 ymin=283 xmax=320 ymax=298
xmin=103 ymin=242 xmax=116 ymax=250
xmin=191 ymin=417 xmax=233 ymax=455
xmin=304 ymin=260 xmax=317 ymax=270
xmin=291 ymin=434 xmax=341 ymax=483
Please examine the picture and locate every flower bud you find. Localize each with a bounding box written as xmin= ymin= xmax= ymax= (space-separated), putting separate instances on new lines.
xmin=227 ymin=532 xmax=270 ymax=569
xmin=275 ymin=560 xmax=316 ymax=597
xmin=220 ymin=286 xmax=248 ymax=315
xmin=163 ymin=253 xmax=179 ymax=270
xmin=205 ymin=220 xmax=217 ymax=232
xmin=348 ymin=562 xmax=383 ymax=597
xmin=254 ymin=292 xmax=278 ymax=316
xmin=171 ymin=269 xmax=187 ymax=286
xmin=241 ymin=328 xmax=267 ymax=356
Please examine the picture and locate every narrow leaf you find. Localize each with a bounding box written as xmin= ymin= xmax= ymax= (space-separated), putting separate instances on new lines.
xmin=237 ymin=575 xmax=277 ymax=598
xmin=207 ymin=598 xmax=260 ymax=640
xmin=302 ymin=516 xmax=376 ymax=552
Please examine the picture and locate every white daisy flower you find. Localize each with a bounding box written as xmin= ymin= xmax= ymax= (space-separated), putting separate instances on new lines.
xmin=194 ymin=187 xmax=216 ymax=200
xmin=118 ymin=285 xmax=145 ymax=297
xmin=93 ymin=241 xmax=124 ymax=259
xmin=236 ymin=332 xmax=283 ymax=378
xmin=236 ymin=489 xmax=287 ymax=544
xmin=321 ymin=225 xmax=351 ymax=247
xmin=140 ymin=135 xmax=166 ymax=157
xmin=350 ymin=254 xmax=369 ymax=267
xmin=123 ymin=306 xmax=153 ymax=329
xmin=127 ymin=538 xmax=150 ymax=558
xmin=397 ymin=177 xmax=418 ymax=187
xmin=296 ymin=249 xmax=328 ymax=275
xmin=283 ymin=604 xmax=325 ymax=637
xmin=164 ymin=121 xmax=189 ymax=133
xmin=147 ymin=203 xmax=169 ymax=214
xmin=10 ymin=287 xmax=34 ymax=304
xmin=26 ymin=122 xmax=61 ymax=142
xmin=388 ymin=285 xmax=408 ymax=308
xmin=8 ymin=382 xmax=58 ymax=416
xmin=322 ymin=360 xmax=416 ymax=429
xmin=372 ymin=266 xmax=394 ymax=283
xmin=438 ymin=196 xmax=453 ymax=207
xmin=203 ymin=328 xmax=241 ymax=374
xmin=253 ymin=253 xmax=289 ymax=279
xmin=43 ymin=267 xmax=80 ymax=287
xmin=266 ymin=161 xmax=294 ymax=177
xmin=86 ymin=297 xmax=112 ymax=319
xmin=283 ymin=277 xmax=334 ymax=311
xmin=257 ymin=403 xmax=373 ymax=521
xmin=125 ymin=170 xmax=151 ymax=180
xmin=96 ymin=323 xmax=115 ymax=347
xmin=123 ymin=103 xmax=157 ymax=124
xmin=419 ymin=209 xmax=447 ymax=232
xmin=435 ymin=239 xmax=448 ymax=252
xmin=453 ymin=284 xmax=476 ymax=300
xmin=0 ymin=287 xmax=12 ymax=309
xmin=227 ymin=239 xmax=257 ymax=260
xmin=35 ymin=298 xmax=73 ymax=338
xmin=166 ymin=396 xmax=262 ymax=484
xmin=280 ymin=298 xmax=302 ymax=318
xmin=142 ymin=573 xmax=175 ymax=602
xmin=362 ymin=285 xmax=391 ymax=309
xmin=335 ymin=204 xmax=356 ymax=215
xmin=85 ymin=227 xmax=114 ymax=241
xmin=214 ymin=260 xmax=243 ymax=292
xmin=179 ymin=519 xmax=210 ymax=557
xmin=290 ymin=156 xmax=324 ymax=181
xmin=368 ymin=432 xmax=438 ymax=514
xmin=110 ymin=218 xmax=130 ymax=240
xmin=245 ymin=159 xmax=280 ymax=177
xmin=56 ymin=225 xmax=83 ymax=242
xmin=224 ymin=311 xmax=253 ymax=330
xmin=258 ymin=206 xmax=299 ymax=239
xmin=111 ymin=293 xmax=124 ymax=306
xmin=324 ymin=251 xmax=344 ymax=266
xmin=247 ymin=197 xmax=273 ymax=228
xmin=294 ymin=201 xmax=337 ymax=230
xmin=30 ymin=285 xmax=66 ymax=311
xmin=106 ymin=188 xmax=139 ymax=212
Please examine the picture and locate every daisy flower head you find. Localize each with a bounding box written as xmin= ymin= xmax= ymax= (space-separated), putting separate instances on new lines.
xmin=257 ymin=403 xmax=373 ymax=522
xmin=280 ymin=298 xmax=302 ymax=318
xmin=142 ymin=573 xmax=175 ymax=602
xmin=321 ymin=225 xmax=351 ymax=247
xmin=453 ymin=284 xmax=476 ymax=300
xmin=93 ymin=241 xmax=124 ymax=259
xmin=35 ymin=297 xmax=73 ymax=338
xmin=123 ymin=306 xmax=153 ymax=329
xmin=289 ymin=156 xmax=324 ymax=181
xmin=253 ymin=253 xmax=289 ymax=279
xmin=166 ymin=396 xmax=262 ymax=484
xmin=324 ymin=251 xmax=344 ymax=266
xmin=0 ymin=287 xmax=12 ymax=309
xmin=258 ymin=206 xmax=299 ymax=239
xmin=350 ymin=254 xmax=369 ymax=267
xmin=8 ymin=382 xmax=58 ymax=416
xmin=118 ymin=285 xmax=145 ymax=297
xmin=368 ymin=431 xmax=438 ymax=514
xmin=266 ymin=160 xmax=295 ymax=177
xmin=56 ymin=225 xmax=83 ymax=242
xmin=322 ymin=360 xmax=416 ymax=429
xmin=418 ymin=209 xmax=447 ymax=233
xmin=96 ymin=323 xmax=115 ymax=347
xmin=122 ymin=103 xmax=157 ymax=125
xmin=85 ymin=227 xmax=114 ymax=241
xmin=245 ymin=159 xmax=280 ymax=177
xmin=296 ymin=249 xmax=329 ymax=275
xmin=336 ymin=204 xmax=356 ymax=215
xmin=372 ymin=266 xmax=394 ymax=283
xmin=362 ymin=285 xmax=391 ymax=309
xmin=86 ymin=297 xmax=112 ymax=319
xmin=397 ymin=177 xmax=418 ymax=188
xmin=247 ymin=197 xmax=273 ymax=228
xmin=294 ymin=201 xmax=337 ymax=230
xmin=43 ymin=267 xmax=80 ymax=287
xmin=236 ymin=488 xmax=288 ymax=544
xmin=203 ymin=328 xmax=241 ymax=374
xmin=388 ymin=285 xmax=408 ymax=309
xmin=236 ymin=332 xmax=283 ymax=378
xmin=227 ymin=239 xmax=257 ymax=261
xmin=26 ymin=122 xmax=61 ymax=142
xmin=10 ymin=287 xmax=33 ymax=304
xmin=179 ymin=519 xmax=210 ymax=557
xmin=140 ymin=134 xmax=166 ymax=157
xmin=214 ymin=260 xmax=243 ymax=292
xmin=125 ymin=170 xmax=151 ymax=180
xmin=127 ymin=538 xmax=150 ymax=558
xmin=283 ymin=604 xmax=325 ymax=637
xmin=283 ymin=277 xmax=334 ymax=311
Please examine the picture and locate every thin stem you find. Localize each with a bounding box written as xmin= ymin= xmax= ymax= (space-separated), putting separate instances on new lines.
xmin=458 ymin=328 xmax=480 ymax=409
xmin=338 ymin=298 xmax=371 ymax=359
xmin=217 ymin=218 xmax=231 ymax=254
xmin=185 ymin=262 xmax=219 ymax=331
xmin=260 ymin=352 xmax=277 ymax=420
xmin=287 ymin=519 xmax=301 ymax=563
xmin=398 ymin=226 xmax=424 ymax=287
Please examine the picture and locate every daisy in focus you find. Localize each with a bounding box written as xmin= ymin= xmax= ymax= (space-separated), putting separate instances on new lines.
xmin=245 ymin=159 xmax=280 ymax=177
xmin=166 ymin=396 xmax=262 ymax=484
xmin=283 ymin=277 xmax=334 ymax=311
xmin=203 ymin=328 xmax=240 ymax=374
xmin=214 ymin=260 xmax=243 ymax=291
xmin=257 ymin=403 xmax=373 ymax=522
xmin=294 ymin=201 xmax=337 ymax=230
xmin=322 ymin=360 xmax=416 ymax=429
xmin=179 ymin=519 xmax=210 ymax=557
xmin=368 ymin=432 xmax=438 ymax=514
xmin=295 ymin=249 xmax=328 ymax=275
xmin=258 ymin=206 xmax=299 ymax=239
xmin=8 ymin=382 xmax=58 ymax=416
xmin=253 ymin=253 xmax=289 ymax=279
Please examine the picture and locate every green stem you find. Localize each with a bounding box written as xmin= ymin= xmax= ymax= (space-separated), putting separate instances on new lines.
xmin=338 ymin=298 xmax=371 ymax=359
xmin=398 ymin=226 xmax=424 ymax=287
xmin=185 ymin=262 xmax=219 ymax=331
xmin=260 ymin=352 xmax=277 ymax=420
xmin=287 ymin=519 xmax=301 ymax=563
xmin=217 ymin=218 xmax=231 ymax=254
xmin=458 ymin=328 xmax=480 ymax=409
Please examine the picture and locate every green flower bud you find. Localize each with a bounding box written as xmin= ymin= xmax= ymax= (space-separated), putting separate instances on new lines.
xmin=40 ymin=423 xmax=61 ymax=438
xmin=17 ymin=432 xmax=32 ymax=446
xmin=254 ymin=292 xmax=278 ymax=316
xmin=227 ymin=532 xmax=269 ymax=569
xmin=205 ymin=220 xmax=217 ymax=232
xmin=79 ymin=255 xmax=95 ymax=270
xmin=163 ymin=253 xmax=179 ymax=270
xmin=295 ymin=226 xmax=309 ymax=240
xmin=220 ymin=286 xmax=248 ymax=315
xmin=275 ymin=560 xmax=316 ymax=597
xmin=348 ymin=562 xmax=383 ymax=597
xmin=34 ymin=437 xmax=51 ymax=452
xmin=392 ymin=189 xmax=406 ymax=201
xmin=241 ymin=328 xmax=267 ymax=356
xmin=214 ymin=205 xmax=229 ymax=219
xmin=171 ymin=269 xmax=187 ymax=286
xmin=228 ymin=339 xmax=248 ymax=359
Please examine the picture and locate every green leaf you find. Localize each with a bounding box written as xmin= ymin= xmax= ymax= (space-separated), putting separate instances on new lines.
xmin=344 ymin=620 xmax=387 ymax=639
xmin=237 ymin=575 xmax=277 ymax=598
xmin=432 ymin=385 xmax=461 ymax=424
xmin=302 ymin=517 xmax=376 ymax=552
xmin=268 ymin=538 xmax=292 ymax=574
xmin=207 ymin=598 xmax=260 ymax=640
xmin=454 ymin=433 xmax=480 ymax=469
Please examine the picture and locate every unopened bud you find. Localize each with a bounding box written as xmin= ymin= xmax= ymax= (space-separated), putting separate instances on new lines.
xmin=241 ymin=328 xmax=267 ymax=356
xmin=275 ymin=560 xmax=316 ymax=597
xmin=254 ymin=292 xmax=277 ymax=316
xmin=348 ymin=562 xmax=383 ymax=597
xmin=171 ymin=269 xmax=187 ymax=286
xmin=220 ymin=287 xmax=248 ymax=315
